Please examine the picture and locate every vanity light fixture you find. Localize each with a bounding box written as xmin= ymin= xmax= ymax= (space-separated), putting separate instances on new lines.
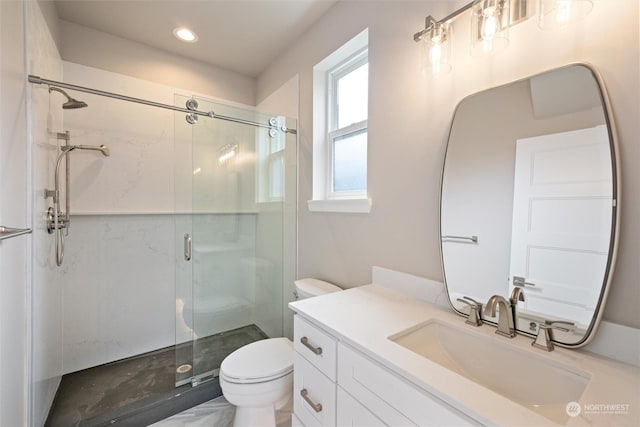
xmin=470 ymin=0 xmax=511 ymax=56
xmin=173 ymin=27 xmax=198 ymax=43
xmin=418 ymin=18 xmax=452 ymax=76
xmin=414 ymin=0 xmax=531 ymax=73
xmin=538 ymin=0 xmax=593 ymax=30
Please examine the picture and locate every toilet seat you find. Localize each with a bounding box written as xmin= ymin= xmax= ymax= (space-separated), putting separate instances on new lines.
xmin=220 ymin=337 xmax=293 ymax=384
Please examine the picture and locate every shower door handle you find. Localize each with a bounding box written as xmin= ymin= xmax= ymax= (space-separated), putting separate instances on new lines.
xmin=184 ymin=233 xmax=192 ymax=261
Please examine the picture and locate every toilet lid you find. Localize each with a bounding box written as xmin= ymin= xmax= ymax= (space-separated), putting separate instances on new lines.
xmin=220 ymin=337 xmax=293 ymax=383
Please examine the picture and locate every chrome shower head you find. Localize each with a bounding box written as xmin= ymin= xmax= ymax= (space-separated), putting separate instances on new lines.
xmin=49 ymin=86 xmax=88 ymax=109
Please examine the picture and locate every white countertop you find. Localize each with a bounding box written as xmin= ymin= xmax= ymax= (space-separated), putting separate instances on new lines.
xmin=289 ymin=284 xmax=640 ymax=426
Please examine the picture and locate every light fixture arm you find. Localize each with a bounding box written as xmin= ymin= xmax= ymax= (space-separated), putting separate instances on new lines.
xmin=414 ymin=0 xmax=529 ymax=43
xmin=413 ymin=2 xmax=475 ymax=42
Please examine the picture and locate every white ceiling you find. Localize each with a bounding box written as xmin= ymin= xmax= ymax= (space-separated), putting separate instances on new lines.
xmin=53 ymin=0 xmax=339 ymax=78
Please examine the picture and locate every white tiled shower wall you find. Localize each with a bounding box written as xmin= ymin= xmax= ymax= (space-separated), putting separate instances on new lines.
xmin=25 ymin=1 xmax=64 ymax=425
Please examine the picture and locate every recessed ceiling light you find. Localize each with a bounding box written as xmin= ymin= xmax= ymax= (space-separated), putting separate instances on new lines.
xmin=173 ymin=27 xmax=198 ymax=43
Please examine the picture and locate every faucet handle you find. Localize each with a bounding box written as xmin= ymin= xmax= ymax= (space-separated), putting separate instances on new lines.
xmin=545 ymin=320 xmax=575 ymax=329
xmin=513 ymin=276 xmax=536 ymax=288
xmin=532 ymin=322 xmax=571 ymax=352
xmin=456 ymin=296 xmax=483 ymax=327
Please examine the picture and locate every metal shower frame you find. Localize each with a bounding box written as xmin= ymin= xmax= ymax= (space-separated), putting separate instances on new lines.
xmin=28 ymin=75 xmax=297 ymax=134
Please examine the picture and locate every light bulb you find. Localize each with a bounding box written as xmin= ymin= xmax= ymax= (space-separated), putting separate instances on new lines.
xmin=556 ymin=0 xmax=572 ymax=24
xmin=218 ymin=145 xmax=238 ymax=163
xmin=173 ymin=27 xmax=198 ymax=43
xmin=539 ymin=0 xmax=593 ymax=30
xmin=421 ymin=21 xmax=451 ymax=76
xmin=481 ymin=7 xmax=498 ymax=41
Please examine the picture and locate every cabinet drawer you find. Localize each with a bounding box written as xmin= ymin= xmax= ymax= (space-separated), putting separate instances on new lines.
xmin=337 ymin=386 xmax=387 ymax=427
xmin=291 ymin=413 xmax=305 ymax=427
xmin=294 ymin=352 xmax=336 ymax=427
xmin=294 ymin=315 xmax=337 ymax=380
xmin=338 ymin=343 xmax=477 ymax=426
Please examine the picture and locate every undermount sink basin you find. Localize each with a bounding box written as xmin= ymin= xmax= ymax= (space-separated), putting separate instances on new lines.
xmin=389 ymin=320 xmax=591 ymax=424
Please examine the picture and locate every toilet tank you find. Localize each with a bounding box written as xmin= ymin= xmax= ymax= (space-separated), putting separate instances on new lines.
xmin=294 ymin=278 xmax=341 ymax=300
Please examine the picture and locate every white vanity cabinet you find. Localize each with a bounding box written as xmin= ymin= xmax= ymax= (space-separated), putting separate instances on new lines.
xmin=292 ymin=314 xmax=477 ymax=427
xmin=293 ymin=315 xmax=338 ymax=427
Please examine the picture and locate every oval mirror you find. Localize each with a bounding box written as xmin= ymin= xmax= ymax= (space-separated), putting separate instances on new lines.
xmin=440 ymin=64 xmax=619 ymax=347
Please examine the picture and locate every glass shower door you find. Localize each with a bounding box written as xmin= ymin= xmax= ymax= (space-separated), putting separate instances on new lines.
xmin=175 ymin=96 xmax=296 ymax=386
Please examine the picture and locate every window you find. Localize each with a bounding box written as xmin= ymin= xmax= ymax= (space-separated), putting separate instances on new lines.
xmin=309 ymin=29 xmax=371 ymax=213
xmin=327 ymin=50 xmax=368 ymax=198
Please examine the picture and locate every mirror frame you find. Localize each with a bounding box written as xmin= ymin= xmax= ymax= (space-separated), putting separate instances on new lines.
xmin=439 ymin=63 xmax=620 ymax=348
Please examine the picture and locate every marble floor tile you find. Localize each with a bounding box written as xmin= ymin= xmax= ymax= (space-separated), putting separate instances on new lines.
xmin=150 ymin=396 xmax=235 ymax=427
xmin=152 ymin=395 xmax=293 ymax=427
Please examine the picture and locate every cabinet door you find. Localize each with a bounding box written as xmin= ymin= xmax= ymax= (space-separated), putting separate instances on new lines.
xmin=294 ymin=352 xmax=336 ymax=427
xmin=338 ymin=344 xmax=478 ymax=426
xmin=291 ymin=413 xmax=305 ymax=427
xmin=337 ymin=387 xmax=387 ymax=427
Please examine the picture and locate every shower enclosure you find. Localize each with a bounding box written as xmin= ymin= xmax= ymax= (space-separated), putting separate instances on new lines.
xmin=29 ymin=70 xmax=297 ymax=424
xmin=174 ymin=95 xmax=297 ymax=387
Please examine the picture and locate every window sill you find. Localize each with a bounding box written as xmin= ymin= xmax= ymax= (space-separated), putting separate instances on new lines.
xmin=307 ymin=198 xmax=372 ymax=214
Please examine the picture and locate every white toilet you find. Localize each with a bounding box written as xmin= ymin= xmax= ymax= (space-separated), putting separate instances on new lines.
xmin=220 ymin=278 xmax=341 ymax=427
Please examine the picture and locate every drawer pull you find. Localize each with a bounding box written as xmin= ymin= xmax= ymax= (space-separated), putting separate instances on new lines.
xmin=300 ymin=336 xmax=323 ymax=355
xmin=300 ymin=388 xmax=323 ymax=413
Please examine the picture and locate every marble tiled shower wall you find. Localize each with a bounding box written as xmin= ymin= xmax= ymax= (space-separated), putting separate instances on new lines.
xmin=60 ymin=214 xmax=178 ymax=373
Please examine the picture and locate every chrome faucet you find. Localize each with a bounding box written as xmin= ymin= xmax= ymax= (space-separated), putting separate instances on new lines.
xmin=484 ymin=295 xmax=516 ymax=338
xmin=509 ymin=286 xmax=526 ymax=329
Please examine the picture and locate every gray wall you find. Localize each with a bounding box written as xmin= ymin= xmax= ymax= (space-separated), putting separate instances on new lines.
xmin=256 ymin=0 xmax=640 ymax=329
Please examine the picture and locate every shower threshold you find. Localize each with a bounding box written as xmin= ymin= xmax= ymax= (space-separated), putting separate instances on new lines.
xmin=45 ymin=324 xmax=268 ymax=427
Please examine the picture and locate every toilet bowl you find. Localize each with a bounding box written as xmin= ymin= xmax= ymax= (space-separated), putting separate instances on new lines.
xmin=220 ymin=278 xmax=341 ymax=427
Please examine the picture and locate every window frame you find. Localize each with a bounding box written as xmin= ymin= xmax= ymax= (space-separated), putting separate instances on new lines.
xmin=325 ymin=48 xmax=369 ymax=200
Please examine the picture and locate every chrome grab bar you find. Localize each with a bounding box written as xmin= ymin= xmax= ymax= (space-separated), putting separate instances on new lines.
xmin=300 ymin=389 xmax=323 ymax=413
xmin=300 ymin=337 xmax=322 ymax=355
xmin=442 ymin=235 xmax=478 ymax=243
xmin=0 ymin=226 xmax=32 ymax=241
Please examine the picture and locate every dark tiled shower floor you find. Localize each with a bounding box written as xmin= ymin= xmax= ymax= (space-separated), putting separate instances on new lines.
xmin=46 ymin=324 xmax=268 ymax=427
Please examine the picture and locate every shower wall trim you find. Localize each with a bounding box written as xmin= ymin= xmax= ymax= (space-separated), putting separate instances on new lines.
xmin=28 ymin=75 xmax=297 ymax=134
